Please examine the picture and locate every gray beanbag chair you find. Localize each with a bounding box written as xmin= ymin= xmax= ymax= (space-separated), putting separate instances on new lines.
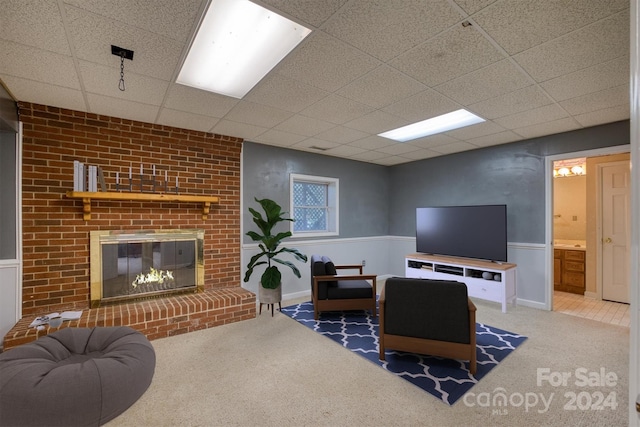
xmin=0 ymin=326 xmax=155 ymax=427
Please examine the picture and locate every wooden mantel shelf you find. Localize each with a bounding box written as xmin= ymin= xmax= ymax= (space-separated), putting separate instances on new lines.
xmin=66 ymin=191 xmax=219 ymax=220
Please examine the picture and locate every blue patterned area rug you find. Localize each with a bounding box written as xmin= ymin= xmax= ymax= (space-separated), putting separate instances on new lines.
xmin=280 ymin=301 xmax=527 ymax=405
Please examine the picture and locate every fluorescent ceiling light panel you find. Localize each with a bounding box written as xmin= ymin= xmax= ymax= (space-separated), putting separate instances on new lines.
xmin=378 ymin=109 xmax=485 ymax=142
xmin=176 ymin=0 xmax=311 ymax=99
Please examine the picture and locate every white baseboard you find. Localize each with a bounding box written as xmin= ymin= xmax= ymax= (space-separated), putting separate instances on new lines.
xmin=517 ymin=297 xmax=549 ymax=311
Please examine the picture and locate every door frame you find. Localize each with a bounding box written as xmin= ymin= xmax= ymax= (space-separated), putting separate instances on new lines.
xmin=544 ymin=144 xmax=630 ymax=312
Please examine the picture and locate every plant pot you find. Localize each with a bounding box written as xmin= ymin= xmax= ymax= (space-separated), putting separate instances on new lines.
xmin=259 ymin=283 xmax=282 ymax=304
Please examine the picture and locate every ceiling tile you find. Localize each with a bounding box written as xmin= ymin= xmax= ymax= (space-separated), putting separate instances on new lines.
xmin=514 ymin=9 xmax=629 ymax=82
xmin=375 ymin=142 xmax=422 ymax=156
xmin=210 ymin=119 xmax=267 ymax=140
xmin=469 ymin=85 xmax=553 ymax=119
xmin=444 ymin=119 xmax=506 ymax=140
xmin=1 ymin=75 xmax=86 ymax=111
xmin=300 ymin=94 xmax=375 ymax=125
xmin=79 ymin=61 xmax=168 ymax=105
xmin=64 ymin=0 xmax=203 ymax=43
xmin=473 ymin=0 xmax=628 ymax=55
xmin=64 ymin=6 xmax=183 ymax=81
xmin=398 ymin=148 xmax=441 ymax=161
xmin=435 ymin=59 xmax=532 ymax=105
xmin=258 ymin=0 xmax=348 ymax=27
xmin=0 ymin=0 xmax=631 ymax=166
xmin=156 ymin=109 xmax=218 ymax=133
xmin=407 ymin=134 xmax=461 ymax=149
xmin=164 ymin=84 xmax=238 ymax=118
xmin=292 ymin=138 xmax=340 ymax=151
xmin=314 ymin=125 xmax=368 ymax=144
xmin=347 ymin=150 xmax=389 ymax=162
xmin=467 ymin=130 xmax=523 ymax=147
xmin=494 ymin=104 xmax=569 ymax=129
xmin=276 ymin=31 xmax=380 ymax=92
xmin=337 ymin=65 xmax=426 ymax=109
xmin=253 ymin=129 xmax=306 ymax=147
xmin=429 ymin=141 xmax=478 ymax=154
xmin=513 ymin=117 xmax=580 ymax=139
xmin=322 ymin=0 xmax=461 ymax=62
xmin=374 ymin=155 xmax=414 ymax=166
xmin=453 ymin=0 xmax=498 ymax=16
xmin=348 ymin=135 xmax=394 ymax=150
xmin=573 ymin=104 xmax=630 ymax=128
xmin=541 ymin=56 xmax=629 ymax=102
xmin=382 ymin=89 xmax=461 ymax=122
xmin=222 ymin=101 xmax=293 ymax=129
xmin=244 ymin=73 xmax=329 ymax=113
xmin=0 ymin=40 xmax=80 ymax=89
xmin=274 ymin=114 xmax=335 ymax=136
xmin=86 ymin=93 xmax=159 ymax=123
xmin=323 ymin=144 xmax=367 ymax=157
xmin=390 ymin=24 xmax=504 ymax=87
xmin=560 ymin=84 xmax=630 ymax=116
xmin=1 ymin=0 xmax=70 ymax=55
xmin=344 ymin=110 xmax=408 ymax=134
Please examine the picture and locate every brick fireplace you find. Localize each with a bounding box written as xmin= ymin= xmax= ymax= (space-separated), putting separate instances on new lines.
xmin=3 ymin=103 xmax=255 ymax=349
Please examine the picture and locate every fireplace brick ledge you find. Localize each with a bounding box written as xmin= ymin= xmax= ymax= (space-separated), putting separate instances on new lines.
xmin=3 ymin=288 xmax=256 ymax=351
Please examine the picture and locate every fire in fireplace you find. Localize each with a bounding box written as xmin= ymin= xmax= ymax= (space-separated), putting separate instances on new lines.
xmin=90 ymin=229 xmax=204 ymax=307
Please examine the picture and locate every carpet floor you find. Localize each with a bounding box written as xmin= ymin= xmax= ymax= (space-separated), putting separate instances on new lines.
xmin=105 ymin=297 xmax=629 ymax=426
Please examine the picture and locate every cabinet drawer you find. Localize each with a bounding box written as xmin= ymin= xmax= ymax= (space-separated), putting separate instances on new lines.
xmin=564 ymin=250 xmax=585 ymax=261
xmin=468 ymin=281 xmax=502 ymax=301
xmin=563 ymin=271 xmax=585 ymax=288
xmin=564 ymin=261 xmax=585 ymax=272
xmin=554 ymin=249 xmax=562 ymax=258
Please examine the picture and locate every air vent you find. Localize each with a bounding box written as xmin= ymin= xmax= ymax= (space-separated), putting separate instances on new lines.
xmin=309 ymin=146 xmax=329 ymax=151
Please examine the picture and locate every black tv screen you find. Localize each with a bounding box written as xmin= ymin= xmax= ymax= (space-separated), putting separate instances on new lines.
xmin=416 ymin=205 xmax=507 ymax=262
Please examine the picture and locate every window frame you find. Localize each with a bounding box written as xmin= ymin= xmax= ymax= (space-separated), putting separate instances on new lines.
xmin=289 ymin=173 xmax=339 ymax=238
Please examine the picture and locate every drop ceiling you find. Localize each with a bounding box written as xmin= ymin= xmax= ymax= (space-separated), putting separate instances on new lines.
xmin=0 ymin=0 xmax=630 ymax=166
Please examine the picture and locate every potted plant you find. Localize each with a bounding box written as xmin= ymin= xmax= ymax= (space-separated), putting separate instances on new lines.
xmin=243 ymin=198 xmax=307 ymax=308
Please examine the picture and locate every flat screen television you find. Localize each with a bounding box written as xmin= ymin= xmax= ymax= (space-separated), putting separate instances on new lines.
xmin=416 ymin=205 xmax=507 ymax=262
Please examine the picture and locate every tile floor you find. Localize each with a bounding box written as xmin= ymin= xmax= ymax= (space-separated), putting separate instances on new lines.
xmin=553 ymin=291 xmax=630 ymax=327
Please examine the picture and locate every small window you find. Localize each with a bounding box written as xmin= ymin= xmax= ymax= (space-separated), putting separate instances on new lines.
xmin=290 ymin=173 xmax=339 ymax=237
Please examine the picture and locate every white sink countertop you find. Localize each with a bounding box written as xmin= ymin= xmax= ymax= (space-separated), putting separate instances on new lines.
xmin=554 ymin=239 xmax=587 ymax=250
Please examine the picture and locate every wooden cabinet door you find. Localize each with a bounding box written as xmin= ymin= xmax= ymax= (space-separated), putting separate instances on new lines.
xmin=554 ymin=257 xmax=562 ymax=287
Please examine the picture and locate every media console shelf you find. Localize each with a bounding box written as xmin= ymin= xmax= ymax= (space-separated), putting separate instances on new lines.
xmin=66 ymin=191 xmax=219 ymax=221
xmin=405 ymin=253 xmax=517 ymax=313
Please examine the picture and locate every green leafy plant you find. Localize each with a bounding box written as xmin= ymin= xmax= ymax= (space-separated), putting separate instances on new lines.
xmin=244 ymin=198 xmax=308 ymax=289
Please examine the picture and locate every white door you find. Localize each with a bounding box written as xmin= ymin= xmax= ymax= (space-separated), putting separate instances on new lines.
xmin=601 ymin=161 xmax=630 ymax=303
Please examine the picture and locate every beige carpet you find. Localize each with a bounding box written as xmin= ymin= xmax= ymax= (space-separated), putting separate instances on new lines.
xmin=106 ymin=296 xmax=629 ymax=426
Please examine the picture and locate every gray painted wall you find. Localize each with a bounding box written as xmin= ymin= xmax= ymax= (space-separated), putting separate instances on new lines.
xmin=242 ymin=121 xmax=629 ymax=246
xmin=242 ymin=142 xmax=389 ymax=243
xmin=389 ymin=121 xmax=630 ymax=243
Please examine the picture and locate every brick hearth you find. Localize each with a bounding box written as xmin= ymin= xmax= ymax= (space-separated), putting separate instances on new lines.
xmin=4 ymin=288 xmax=255 ymax=350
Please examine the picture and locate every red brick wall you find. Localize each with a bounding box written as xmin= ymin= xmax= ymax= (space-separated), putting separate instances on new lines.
xmin=19 ymin=102 xmax=243 ymax=316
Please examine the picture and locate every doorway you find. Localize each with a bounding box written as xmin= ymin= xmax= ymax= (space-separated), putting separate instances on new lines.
xmin=546 ymin=145 xmax=630 ymax=318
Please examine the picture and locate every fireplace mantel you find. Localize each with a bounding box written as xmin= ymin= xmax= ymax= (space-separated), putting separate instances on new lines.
xmin=66 ymin=191 xmax=219 ymax=220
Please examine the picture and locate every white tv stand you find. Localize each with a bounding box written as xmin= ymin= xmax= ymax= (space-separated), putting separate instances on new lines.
xmin=405 ymin=253 xmax=517 ymax=313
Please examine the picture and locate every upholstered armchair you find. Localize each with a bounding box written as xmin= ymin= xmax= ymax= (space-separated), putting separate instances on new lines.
xmin=378 ymin=277 xmax=477 ymax=374
xmin=310 ymin=254 xmax=377 ymax=320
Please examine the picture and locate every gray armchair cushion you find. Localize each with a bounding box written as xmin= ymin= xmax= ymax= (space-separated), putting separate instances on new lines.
xmin=328 ymin=280 xmax=373 ymax=299
xmin=383 ymin=277 xmax=471 ymax=344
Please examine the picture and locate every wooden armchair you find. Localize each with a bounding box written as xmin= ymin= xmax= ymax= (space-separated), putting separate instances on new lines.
xmin=379 ymin=277 xmax=477 ymax=375
xmin=310 ymin=254 xmax=377 ymax=320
